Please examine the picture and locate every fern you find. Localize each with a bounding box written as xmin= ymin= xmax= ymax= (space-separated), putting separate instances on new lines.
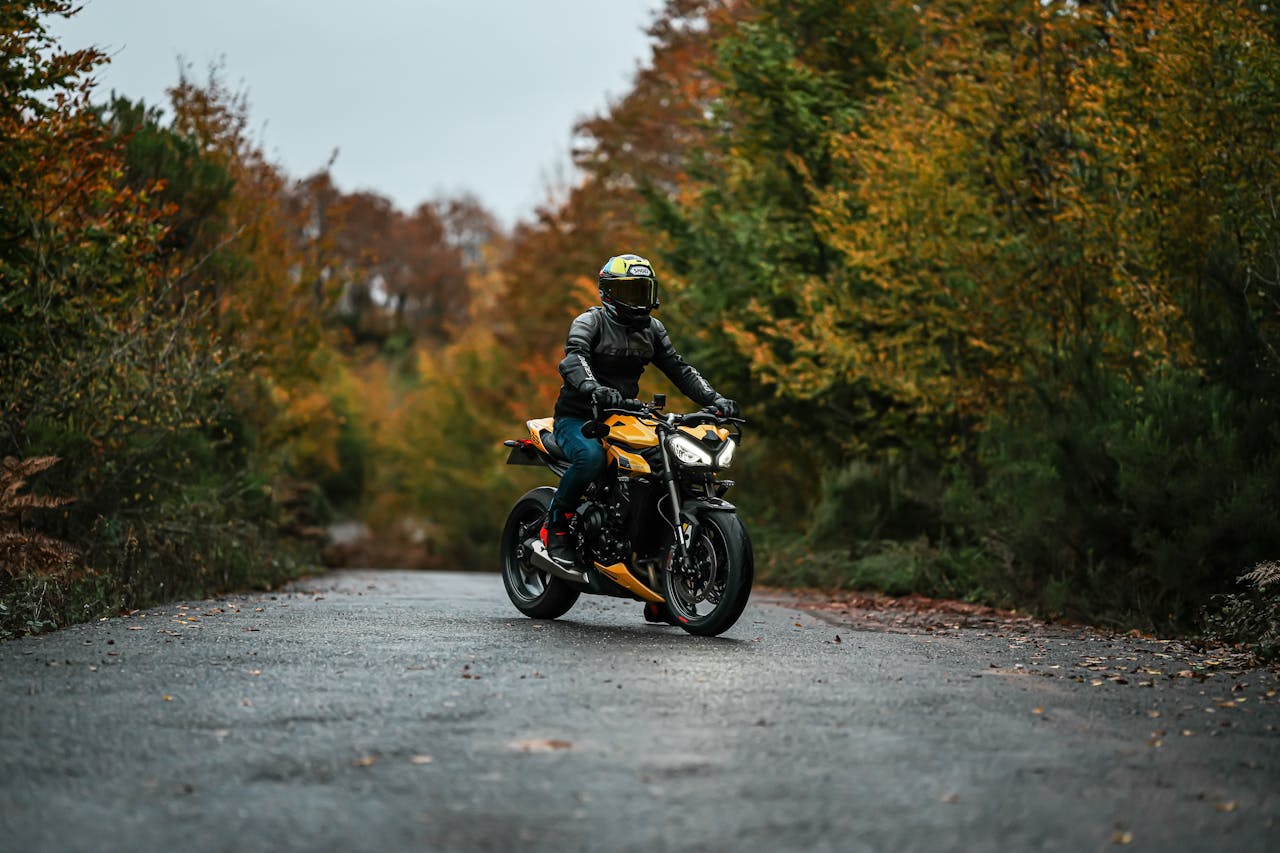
xmin=0 ymin=456 xmax=78 ymax=579
xmin=1241 ymin=561 xmax=1280 ymax=590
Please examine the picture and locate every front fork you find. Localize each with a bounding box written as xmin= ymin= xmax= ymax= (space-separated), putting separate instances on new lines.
xmin=658 ymin=440 xmax=693 ymax=573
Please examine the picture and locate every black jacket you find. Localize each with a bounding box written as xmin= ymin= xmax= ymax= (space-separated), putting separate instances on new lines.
xmin=554 ymin=307 xmax=720 ymax=420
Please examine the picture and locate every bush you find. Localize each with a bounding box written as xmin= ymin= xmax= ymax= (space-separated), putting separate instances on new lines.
xmin=1203 ymin=561 xmax=1280 ymax=663
xmin=945 ymin=368 xmax=1280 ymax=630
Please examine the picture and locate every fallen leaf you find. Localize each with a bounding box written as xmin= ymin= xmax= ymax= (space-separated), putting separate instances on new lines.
xmin=410 ymin=755 xmax=434 ymax=765
xmin=1113 ymin=831 xmax=1133 ymax=845
xmin=940 ymin=792 xmax=959 ymax=803
xmin=353 ymin=755 xmax=377 ymax=767
xmin=1032 ymin=707 xmax=1044 ymax=715
xmin=162 ymin=695 xmax=173 ymax=702
xmin=247 ymin=669 xmax=262 ymax=676
xmin=1147 ymin=710 xmax=1162 ymax=718
xmin=1215 ymin=801 xmax=1238 ymax=812
xmin=512 ymin=738 xmax=573 ymax=752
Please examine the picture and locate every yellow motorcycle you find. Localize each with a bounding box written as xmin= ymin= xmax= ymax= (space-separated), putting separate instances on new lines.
xmin=500 ymin=395 xmax=752 ymax=636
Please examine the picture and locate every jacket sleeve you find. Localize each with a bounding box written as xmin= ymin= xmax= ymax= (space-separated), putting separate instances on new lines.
xmin=557 ymin=311 xmax=601 ymax=393
xmin=651 ymin=319 xmax=719 ymax=406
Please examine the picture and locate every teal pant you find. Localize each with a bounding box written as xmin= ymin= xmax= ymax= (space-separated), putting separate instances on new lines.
xmin=549 ymin=416 xmax=606 ymax=518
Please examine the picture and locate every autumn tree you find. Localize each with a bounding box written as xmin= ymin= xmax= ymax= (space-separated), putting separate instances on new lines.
xmin=816 ymin=0 xmax=1280 ymax=625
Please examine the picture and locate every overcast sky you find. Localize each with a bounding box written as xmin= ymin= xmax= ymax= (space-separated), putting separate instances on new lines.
xmin=49 ymin=0 xmax=662 ymax=228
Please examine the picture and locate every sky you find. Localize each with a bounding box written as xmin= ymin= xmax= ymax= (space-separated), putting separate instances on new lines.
xmin=48 ymin=0 xmax=662 ymax=228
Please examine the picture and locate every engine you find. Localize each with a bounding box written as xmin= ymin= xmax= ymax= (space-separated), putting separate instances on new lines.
xmin=576 ymin=485 xmax=630 ymax=565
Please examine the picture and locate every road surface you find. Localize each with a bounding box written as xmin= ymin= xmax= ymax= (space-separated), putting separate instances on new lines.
xmin=2 ymin=570 xmax=1277 ymax=852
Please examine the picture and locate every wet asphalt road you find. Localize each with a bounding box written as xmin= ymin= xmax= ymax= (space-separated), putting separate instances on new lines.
xmin=2 ymin=570 xmax=1278 ymax=853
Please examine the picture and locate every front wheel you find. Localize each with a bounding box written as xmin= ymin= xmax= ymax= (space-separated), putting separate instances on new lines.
xmin=662 ymin=512 xmax=753 ymax=637
xmin=501 ymin=487 xmax=580 ymax=619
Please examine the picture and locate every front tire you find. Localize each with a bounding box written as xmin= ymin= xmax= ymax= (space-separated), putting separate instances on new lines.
xmin=500 ymin=487 xmax=581 ymax=619
xmin=662 ymin=511 xmax=753 ymax=637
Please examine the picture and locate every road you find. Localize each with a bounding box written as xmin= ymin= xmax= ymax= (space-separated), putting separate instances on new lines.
xmin=2 ymin=570 xmax=1278 ymax=852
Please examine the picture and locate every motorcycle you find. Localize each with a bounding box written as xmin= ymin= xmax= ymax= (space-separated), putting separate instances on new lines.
xmin=499 ymin=394 xmax=752 ymax=636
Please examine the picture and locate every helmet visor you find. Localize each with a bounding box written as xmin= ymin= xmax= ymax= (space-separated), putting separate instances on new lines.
xmin=604 ymin=277 xmax=658 ymax=308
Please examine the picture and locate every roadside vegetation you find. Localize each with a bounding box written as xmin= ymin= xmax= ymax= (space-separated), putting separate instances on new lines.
xmin=3 ymin=1 xmax=1277 ymax=654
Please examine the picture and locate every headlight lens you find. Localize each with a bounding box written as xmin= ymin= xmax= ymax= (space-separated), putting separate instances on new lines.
xmin=669 ymin=434 xmax=713 ymax=467
xmin=716 ymin=439 xmax=736 ymax=468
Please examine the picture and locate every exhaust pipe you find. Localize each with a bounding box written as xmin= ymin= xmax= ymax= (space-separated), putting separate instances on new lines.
xmin=525 ymin=539 xmax=589 ymax=584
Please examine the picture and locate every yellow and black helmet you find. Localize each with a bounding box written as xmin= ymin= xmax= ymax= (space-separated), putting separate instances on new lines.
xmin=598 ymin=253 xmax=659 ymax=328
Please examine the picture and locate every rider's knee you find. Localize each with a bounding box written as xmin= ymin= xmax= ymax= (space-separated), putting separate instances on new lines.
xmin=580 ymin=442 xmax=607 ymax=473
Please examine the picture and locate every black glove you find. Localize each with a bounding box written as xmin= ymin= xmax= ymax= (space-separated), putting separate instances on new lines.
xmin=711 ymin=397 xmax=739 ymax=418
xmin=591 ymin=385 xmax=624 ymax=409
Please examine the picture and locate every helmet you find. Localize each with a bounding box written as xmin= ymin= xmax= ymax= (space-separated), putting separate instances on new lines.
xmin=598 ymin=253 xmax=659 ymax=329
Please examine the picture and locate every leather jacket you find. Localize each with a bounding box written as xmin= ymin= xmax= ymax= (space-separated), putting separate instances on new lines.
xmin=554 ymin=307 xmax=720 ymax=420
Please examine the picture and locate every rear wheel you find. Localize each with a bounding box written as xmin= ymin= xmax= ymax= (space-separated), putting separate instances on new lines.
xmin=500 ymin=487 xmax=580 ymax=619
xmin=662 ymin=512 xmax=753 ymax=637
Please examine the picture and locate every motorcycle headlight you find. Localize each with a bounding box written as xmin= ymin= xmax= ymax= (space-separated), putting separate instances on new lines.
xmin=716 ymin=439 xmax=736 ymax=468
xmin=668 ymin=434 xmax=713 ymax=467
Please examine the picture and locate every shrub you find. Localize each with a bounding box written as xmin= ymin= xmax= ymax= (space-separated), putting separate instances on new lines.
xmin=1203 ymin=561 xmax=1280 ymax=663
xmin=945 ymin=368 xmax=1280 ymax=629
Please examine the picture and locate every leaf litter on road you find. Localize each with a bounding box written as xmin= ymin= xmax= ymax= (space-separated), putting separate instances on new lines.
xmin=511 ymin=738 xmax=573 ymax=753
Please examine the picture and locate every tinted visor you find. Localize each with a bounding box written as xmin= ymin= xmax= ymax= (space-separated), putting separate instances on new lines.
xmin=604 ymin=277 xmax=658 ymax=308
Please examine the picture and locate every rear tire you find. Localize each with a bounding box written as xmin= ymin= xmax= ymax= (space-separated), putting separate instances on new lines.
xmin=500 ymin=487 xmax=581 ymax=619
xmin=662 ymin=511 xmax=753 ymax=637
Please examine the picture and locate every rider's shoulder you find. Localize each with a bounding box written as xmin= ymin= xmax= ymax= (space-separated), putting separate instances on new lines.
xmin=570 ymin=307 xmax=604 ymax=328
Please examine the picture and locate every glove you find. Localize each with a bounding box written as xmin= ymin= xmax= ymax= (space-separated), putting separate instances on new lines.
xmin=711 ymin=397 xmax=739 ymax=418
xmin=591 ymin=385 xmax=624 ymax=409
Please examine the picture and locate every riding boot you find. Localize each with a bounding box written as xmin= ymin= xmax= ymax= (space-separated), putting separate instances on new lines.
xmin=539 ymin=509 xmax=576 ymax=567
xmin=643 ymin=602 xmax=679 ymax=625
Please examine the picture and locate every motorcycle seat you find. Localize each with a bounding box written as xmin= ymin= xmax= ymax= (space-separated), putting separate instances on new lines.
xmin=540 ymin=428 xmax=569 ymax=462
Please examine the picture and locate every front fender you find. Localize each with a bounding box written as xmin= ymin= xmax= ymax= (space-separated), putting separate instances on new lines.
xmin=678 ymin=496 xmax=738 ymax=540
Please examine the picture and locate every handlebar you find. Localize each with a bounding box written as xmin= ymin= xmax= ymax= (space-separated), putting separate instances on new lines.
xmin=597 ymin=404 xmax=746 ymax=426
xmin=583 ymin=401 xmax=745 ymax=441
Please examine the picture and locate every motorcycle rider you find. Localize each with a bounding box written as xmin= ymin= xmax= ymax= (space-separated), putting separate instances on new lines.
xmin=541 ymin=253 xmax=739 ymax=571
